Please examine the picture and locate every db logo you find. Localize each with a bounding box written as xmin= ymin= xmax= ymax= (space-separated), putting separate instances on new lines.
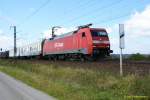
xmin=54 ymin=43 xmax=64 ymax=48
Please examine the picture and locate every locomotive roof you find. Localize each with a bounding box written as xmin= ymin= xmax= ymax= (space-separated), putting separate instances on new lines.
xmin=90 ymin=28 xmax=106 ymax=31
xmin=51 ymin=27 xmax=107 ymax=40
xmin=52 ymin=27 xmax=89 ymax=40
xmin=53 ymin=31 xmax=74 ymax=40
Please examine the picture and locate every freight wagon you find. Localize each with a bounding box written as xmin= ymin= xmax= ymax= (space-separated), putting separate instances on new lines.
xmin=9 ymin=41 xmax=42 ymax=58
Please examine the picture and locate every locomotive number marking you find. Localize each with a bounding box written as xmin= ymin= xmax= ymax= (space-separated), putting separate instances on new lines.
xmin=54 ymin=43 xmax=64 ymax=48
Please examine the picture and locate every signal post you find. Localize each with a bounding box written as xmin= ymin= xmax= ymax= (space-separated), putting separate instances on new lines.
xmin=119 ymin=24 xmax=125 ymax=76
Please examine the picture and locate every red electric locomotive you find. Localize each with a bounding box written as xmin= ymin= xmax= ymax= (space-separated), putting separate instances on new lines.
xmin=42 ymin=24 xmax=113 ymax=60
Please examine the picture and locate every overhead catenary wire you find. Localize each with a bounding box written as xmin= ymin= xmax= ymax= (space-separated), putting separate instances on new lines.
xmin=85 ymin=5 xmax=133 ymax=26
xmin=94 ymin=13 xmax=130 ymax=26
xmin=19 ymin=0 xmax=123 ymax=32
xmin=56 ymin=0 xmax=100 ymax=25
xmin=63 ymin=0 xmax=95 ymax=15
xmin=15 ymin=0 xmax=52 ymax=43
xmin=0 ymin=0 xmax=51 ymax=42
xmin=18 ymin=0 xmax=51 ymax=27
xmin=93 ymin=3 xmax=146 ymax=26
xmin=0 ymin=0 xmax=130 ymax=51
xmin=19 ymin=0 xmax=134 ymax=37
xmin=60 ymin=0 xmax=123 ymax=26
xmin=68 ymin=12 xmax=131 ymax=28
xmin=5 ymin=0 xmax=136 ymax=38
xmin=62 ymin=0 xmax=145 ymax=29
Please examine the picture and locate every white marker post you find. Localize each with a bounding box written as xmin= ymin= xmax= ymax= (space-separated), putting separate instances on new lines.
xmin=119 ymin=24 xmax=125 ymax=76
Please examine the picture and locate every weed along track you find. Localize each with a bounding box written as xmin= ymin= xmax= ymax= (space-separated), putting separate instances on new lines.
xmin=2 ymin=59 xmax=150 ymax=76
xmin=30 ymin=59 xmax=150 ymax=75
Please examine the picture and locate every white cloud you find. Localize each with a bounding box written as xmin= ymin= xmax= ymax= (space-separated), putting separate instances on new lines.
xmin=0 ymin=35 xmax=13 ymax=51
xmin=0 ymin=29 xmax=3 ymax=34
xmin=108 ymin=5 xmax=150 ymax=54
xmin=0 ymin=33 xmax=32 ymax=51
xmin=0 ymin=12 xmax=16 ymax=25
xmin=124 ymin=5 xmax=150 ymax=54
xmin=43 ymin=30 xmax=52 ymax=39
xmin=125 ymin=5 xmax=150 ymax=38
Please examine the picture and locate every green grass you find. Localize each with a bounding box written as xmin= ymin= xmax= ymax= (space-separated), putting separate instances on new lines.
xmin=0 ymin=59 xmax=150 ymax=100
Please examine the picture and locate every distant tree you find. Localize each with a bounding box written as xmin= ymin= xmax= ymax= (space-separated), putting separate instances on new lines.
xmin=147 ymin=55 xmax=150 ymax=60
xmin=129 ymin=53 xmax=146 ymax=60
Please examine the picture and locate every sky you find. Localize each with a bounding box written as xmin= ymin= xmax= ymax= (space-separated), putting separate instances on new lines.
xmin=0 ymin=0 xmax=150 ymax=54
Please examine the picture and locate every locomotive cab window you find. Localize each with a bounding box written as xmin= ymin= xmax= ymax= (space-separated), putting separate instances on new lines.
xmin=91 ymin=31 xmax=107 ymax=37
xmin=82 ymin=32 xmax=86 ymax=37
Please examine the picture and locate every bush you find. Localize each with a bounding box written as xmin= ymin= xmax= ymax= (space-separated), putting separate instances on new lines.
xmin=147 ymin=55 xmax=150 ymax=60
xmin=125 ymin=96 xmax=149 ymax=100
xmin=129 ymin=53 xmax=146 ymax=60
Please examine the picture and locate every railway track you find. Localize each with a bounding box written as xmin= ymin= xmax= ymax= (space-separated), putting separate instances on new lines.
xmin=1 ymin=58 xmax=150 ymax=76
xmin=124 ymin=61 xmax=150 ymax=65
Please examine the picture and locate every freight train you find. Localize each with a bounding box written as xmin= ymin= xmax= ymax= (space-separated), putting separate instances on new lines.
xmin=0 ymin=24 xmax=113 ymax=61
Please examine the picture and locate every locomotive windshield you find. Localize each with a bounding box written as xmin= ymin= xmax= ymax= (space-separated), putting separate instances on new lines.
xmin=91 ymin=31 xmax=107 ymax=37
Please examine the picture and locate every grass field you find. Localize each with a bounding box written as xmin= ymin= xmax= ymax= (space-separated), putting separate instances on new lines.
xmin=0 ymin=59 xmax=150 ymax=100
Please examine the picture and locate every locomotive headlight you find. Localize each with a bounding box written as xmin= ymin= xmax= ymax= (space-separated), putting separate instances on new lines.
xmin=93 ymin=40 xmax=110 ymax=44
xmin=103 ymin=41 xmax=110 ymax=44
xmin=93 ymin=40 xmax=100 ymax=43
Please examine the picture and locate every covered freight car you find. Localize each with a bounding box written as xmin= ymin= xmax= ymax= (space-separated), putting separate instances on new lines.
xmin=9 ymin=41 xmax=42 ymax=58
